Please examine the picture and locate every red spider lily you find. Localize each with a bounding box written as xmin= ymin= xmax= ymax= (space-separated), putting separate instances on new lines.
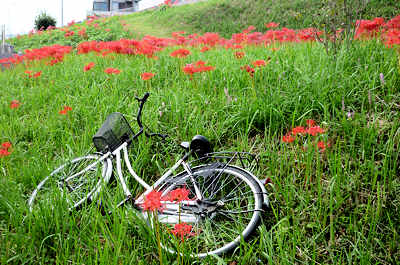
xmin=291 ymin=126 xmax=306 ymax=135
xmin=64 ymin=31 xmax=75 ymax=38
xmin=10 ymin=100 xmax=20 ymax=109
xmin=104 ymin=68 xmax=121 ymax=74
xmin=143 ymin=190 xmax=163 ymax=211
xmin=282 ymin=134 xmax=295 ymax=143
xmin=84 ymin=62 xmax=95 ymax=72
xmin=59 ymin=106 xmax=72 ymax=115
xmin=141 ymin=72 xmax=155 ymax=81
xmin=78 ymin=28 xmax=87 ymax=37
xmin=183 ymin=61 xmax=215 ymax=78
xmin=33 ymin=71 xmax=42 ymax=78
xmin=235 ymin=51 xmax=245 ymax=59
xmin=0 ymin=148 xmax=11 ymax=157
xmin=200 ymin=46 xmax=210 ymax=52
xmin=166 ymin=188 xmax=190 ymax=203
xmin=317 ymin=141 xmax=325 ymax=150
xmin=307 ymin=126 xmax=325 ymax=136
xmin=240 ymin=65 xmax=255 ymax=77
xmin=306 ymin=119 xmax=316 ymax=127
xmin=170 ymin=48 xmax=191 ymax=58
xmin=0 ymin=142 xmax=12 ymax=157
xmin=265 ymin=22 xmax=280 ymax=28
xmin=25 ymin=71 xmax=42 ymax=78
xmin=24 ymin=70 xmax=33 ymax=78
xmin=1 ymin=142 xmax=11 ymax=150
xmin=171 ymin=222 xmax=196 ymax=241
xmin=252 ymin=60 xmax=266 ymax=67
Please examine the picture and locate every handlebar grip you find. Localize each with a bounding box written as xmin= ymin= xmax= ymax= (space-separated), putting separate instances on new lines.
xmin=142 ymin=92 xmax=150 ymax=101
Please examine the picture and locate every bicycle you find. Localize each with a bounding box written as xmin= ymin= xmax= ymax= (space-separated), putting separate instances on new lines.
xmin=28 ymin=92 xmax=269 ymax=258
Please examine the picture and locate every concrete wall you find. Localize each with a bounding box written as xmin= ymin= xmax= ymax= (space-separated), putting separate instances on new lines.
xmin=137 ymin=0 xmax=164 ymax=11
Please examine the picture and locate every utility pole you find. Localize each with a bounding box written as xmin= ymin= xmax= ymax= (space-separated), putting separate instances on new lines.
xmin=2 ymin=25 xmax=5 ymax=47
xmin=61 ymin=0 xmax=64 ymax=26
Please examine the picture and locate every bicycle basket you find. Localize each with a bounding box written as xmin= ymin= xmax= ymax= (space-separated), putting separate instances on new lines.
xmin=92 ymin=112 xmax=135 ymax=153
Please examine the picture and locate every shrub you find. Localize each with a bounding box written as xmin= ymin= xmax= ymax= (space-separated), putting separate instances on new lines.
xmin=34 ymin=12 xmax=57 ymax=31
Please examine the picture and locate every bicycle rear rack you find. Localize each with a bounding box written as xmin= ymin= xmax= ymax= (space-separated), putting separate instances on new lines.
xmin=189 ymin=151 xmax=259 ymax=172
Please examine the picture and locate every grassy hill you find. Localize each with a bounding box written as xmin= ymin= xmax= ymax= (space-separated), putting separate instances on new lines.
xmin=1 ymin=0 xmax=400 ymax=264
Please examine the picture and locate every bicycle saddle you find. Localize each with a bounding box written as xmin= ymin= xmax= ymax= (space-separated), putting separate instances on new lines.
xmin=190 ymin=135 xmax=212 ymax=158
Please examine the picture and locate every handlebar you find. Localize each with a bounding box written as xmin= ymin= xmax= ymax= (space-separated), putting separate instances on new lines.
xmin=133 ymin=92 xmax=168 ymax=141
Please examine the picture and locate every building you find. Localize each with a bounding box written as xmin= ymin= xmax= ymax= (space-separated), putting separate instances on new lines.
xmin=93 ymin=0 xmax=136 ymax=12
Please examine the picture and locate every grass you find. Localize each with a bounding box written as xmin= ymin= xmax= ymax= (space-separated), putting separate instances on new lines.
xmin=1 ymin=0 xmax=400 ymax=264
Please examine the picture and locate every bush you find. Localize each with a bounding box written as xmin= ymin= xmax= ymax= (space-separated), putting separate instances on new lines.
xmin=34 ymin=12 xmax=57 ymax=31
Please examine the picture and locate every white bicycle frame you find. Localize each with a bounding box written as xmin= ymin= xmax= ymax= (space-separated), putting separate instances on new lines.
xmin=69 ymin=141 xmax=201 ymax=223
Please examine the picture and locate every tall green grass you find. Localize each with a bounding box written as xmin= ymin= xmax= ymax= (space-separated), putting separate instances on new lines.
xmin=1 ymin=36 xmax=400 ymax=264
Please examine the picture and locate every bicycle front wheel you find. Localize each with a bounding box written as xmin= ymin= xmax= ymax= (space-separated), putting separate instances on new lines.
xmin=28 ymin=154 xmax=112 ymax=212
xmin=154 ymin=164 xmax=263 ymax=258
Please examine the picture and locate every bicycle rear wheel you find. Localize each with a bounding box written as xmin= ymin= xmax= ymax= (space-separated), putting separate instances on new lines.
xmin=153 ymin=163 xmax=263 ymax=258
xmin=28 ymin=154 xmax=112 ymax=212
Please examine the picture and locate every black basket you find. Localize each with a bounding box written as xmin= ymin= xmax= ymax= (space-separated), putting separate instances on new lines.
xmin=92 ymin=112 xmax=135 ymax=153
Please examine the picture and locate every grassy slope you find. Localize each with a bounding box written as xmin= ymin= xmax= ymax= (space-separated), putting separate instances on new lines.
xmin=1 ymin=0 xmax=400 ymax=264
xmin=124 ymin=0 xmax=400 ymax=38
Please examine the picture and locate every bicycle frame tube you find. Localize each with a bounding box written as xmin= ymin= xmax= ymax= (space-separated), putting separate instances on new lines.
xmin=111 ymin=142 xmax=186 ymax=201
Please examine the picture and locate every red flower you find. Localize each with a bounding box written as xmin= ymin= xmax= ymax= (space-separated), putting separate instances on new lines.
xmin=59 ymin=106 xmax=72 ymax=115
xmin=84 ymin=62 xmax=95 ymax=72
xmin=291 ymin=126 xmax=306 ymax=135
xmin=166 ymin=188 xmax=190 ymax=203
xmin=10 ymin=100 xmax=20 ymax=109
xmin=104 ymin=68 xmax=121 ymax=74
xmin=265 ymin=22 xmax=280 ymax=28
xmin=141 ymin=72 xmax=155 ymax=81
xmin=170 ymin=48 xmax=191 ymax=58
xmin=0 ymin=142 xmax=12 ymax=157
xmin=33 ymin=71 xmax=42 ymax=78
xmin=0 ymin=148 xmax=11 ymax=157
xmin=1 ymin=142 xmax=11 ymax=150
xmin=200 ymin=46 xmax=210 ymax=52
xmin=252 ymin=60 xmax=266 ymax=67
xmin=307 ymin=126 xmax=325 ymax=136
xmin=143 ymin=190 xmax=163 ymax=211
xmin=317 ymin=141 xmax=330 ymax=151
xmin=235 ymin=51 xmax=245 ymax=59
xmin=282 ymin=134 xmax=295 ymax=143
xmin=240 ymin=65 xmax=255 ymax=77
xmin=25 ymin=70 xmax=33 ymax=78
xmin=171 ymin=222 xmax=196 ymax=241
xmin=306 ymin=119 xmax=316 ymax=127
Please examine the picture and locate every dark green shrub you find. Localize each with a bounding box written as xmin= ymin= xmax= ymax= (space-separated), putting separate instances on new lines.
xmin=34 ymin=12 xmax=57 ymax=31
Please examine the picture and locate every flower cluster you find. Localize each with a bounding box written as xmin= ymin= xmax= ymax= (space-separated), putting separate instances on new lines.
xmin=282 ymin=119 xmax=329 ymax=151
xmin=0 ymin=142 xmax=12 ymax=157
xmin=24 ymin=70 xmax=42 ymax=78
xmin=104 ymin=67 xmax=121 ymax=74
xmin=171 ymin=222 xmax=195 ymax=241
xmin=170 ymin=48 xmax=191 ymax=58
xmin=240 ymin=65 xmax=255 ymax=77
xmin=183 ymin=60 xmax=215 ymax=78
xmin=143 ymin=190 xmax=163 ymax=211
xmin=83 ymin=62 xmax=95 ymax=72
xmin=59 ymin=106 xmax=72 ymax=115
xmin=141 ymin=72 xmax=155 ymax=81
xmin=0 ymin=44 xmax=72 ymax=66
xmin=10 ymin=100 xmax=20 ymax=109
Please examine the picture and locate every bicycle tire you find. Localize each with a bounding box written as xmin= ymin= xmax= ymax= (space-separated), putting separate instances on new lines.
xmin=28 ymin=154 xmax=113 ymax=212
xmin=151 ymin=163 xmax=263 ymax=258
